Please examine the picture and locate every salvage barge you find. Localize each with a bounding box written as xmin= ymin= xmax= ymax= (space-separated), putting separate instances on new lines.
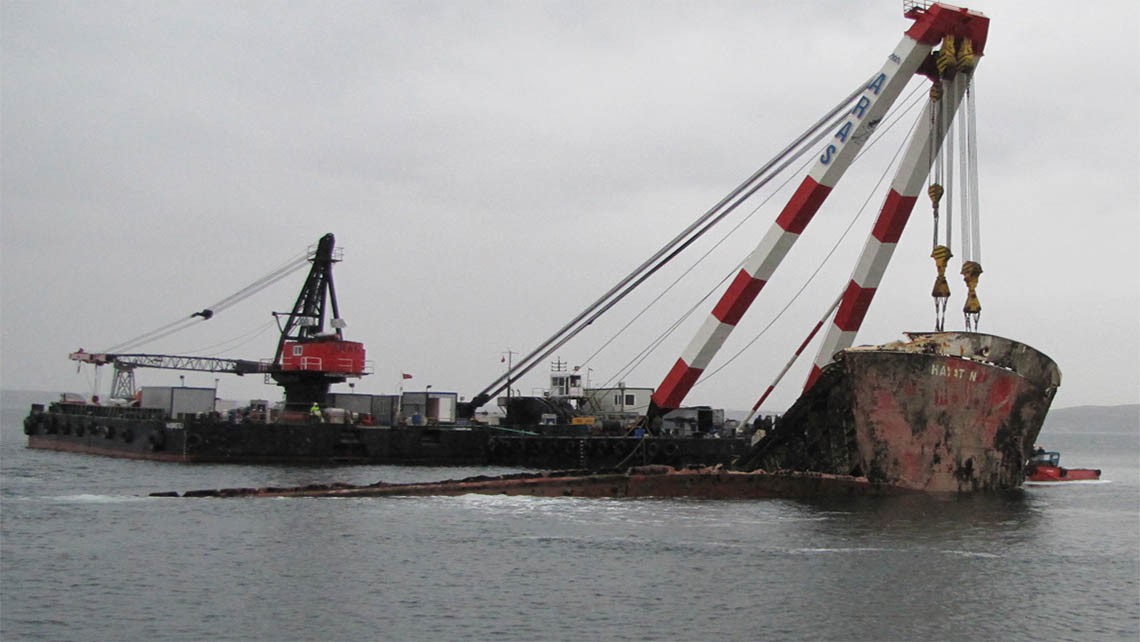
xmin=23 ymin=233 xmax=745 ymax=469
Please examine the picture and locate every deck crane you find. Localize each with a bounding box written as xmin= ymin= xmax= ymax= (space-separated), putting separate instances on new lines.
xmin=70 ymin=233 xmax=368 ymax=409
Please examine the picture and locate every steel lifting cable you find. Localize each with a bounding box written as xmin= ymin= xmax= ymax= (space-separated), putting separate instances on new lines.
xmin=694 ymin=94 xmax=926 ymax=389
xmin=580 ymin=88 xmax=895 ymax=390
xmin=473 ymin=78 xmax=876 ymax=400
xmin=967 ymin=81 xmax=981 ymax=263
xmin=929 ymin=76 xmax=952 ymax=332
xmin=740 ymin=290 xmax=843 ymax=427
xmin=957 ymin=74 xmax=973 ymax=263
xmin=579 ymin=98 xmax=859 ymax=378
xmin=958 ymin=70 xmax=983 ymax=331
xmin=590 ymin=80 xmax=926 ymax=382
xmin=179 ymin=320 xmax=279 ymax=358
xmin=599 ymin=108 xmax=862 ymax=389
xmin=102 ymin=249 xmax=311 ymax=353
xmin=201 ymin=253 xmax=311 ymax=315
xmin=600 ymin=83 xmax=929 ymax=391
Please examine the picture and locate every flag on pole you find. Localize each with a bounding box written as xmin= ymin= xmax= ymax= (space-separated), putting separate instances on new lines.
xmin=402 ymin=373 xmax=413 ymax=380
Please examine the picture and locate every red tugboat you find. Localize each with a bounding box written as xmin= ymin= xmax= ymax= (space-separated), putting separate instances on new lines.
xmin=1025 ymin=450 xmax=1102 ymax=483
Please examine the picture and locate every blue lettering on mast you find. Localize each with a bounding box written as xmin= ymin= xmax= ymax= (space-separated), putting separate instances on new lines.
xmin=820 ymin=71 xmax=892 ymax=165
xmin=820 ymin=144 xmax=837 ymax=164
xmin=867 ymin=72 xmax=887 ymax=95
xmin=835 ymin=121 xmax=853 ymax=143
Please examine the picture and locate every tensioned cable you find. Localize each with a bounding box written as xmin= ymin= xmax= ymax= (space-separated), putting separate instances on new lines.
xmin=594 ymin=82 xmax=928 ymax=389
xmin=961 ymin=78 xmax=980 ymax=263
xmin=500 ymin=116 xmax=842 ymax=399
xmin=202 ymin=253 xmax=311 ymax=315
xmin=579 ymin=101 xmax=853 ymax=374
xmin=694 ymin=92 xmax=925 ymax=387
xmin=180 ymin=320 xmax=279 ymax=358
xmin=968 ymin=80 xmax=981 ymax=262
xmin=474 ymin=77 xmax=875 ymax=400
xmin=595 ymin=115 xmax=836 ymax=388
xmin=102 ymin=249 xmax=311 ymax=353
xmin=599 ymin=83 xmax=925 ymax=390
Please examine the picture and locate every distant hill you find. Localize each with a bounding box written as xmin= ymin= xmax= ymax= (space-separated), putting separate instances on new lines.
xmin=1045 ymin=404 xmax=1139 ymax=433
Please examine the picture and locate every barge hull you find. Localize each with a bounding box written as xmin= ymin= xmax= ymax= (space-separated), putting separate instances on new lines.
xmin=24 ymin=406 xmax=744 ymax=468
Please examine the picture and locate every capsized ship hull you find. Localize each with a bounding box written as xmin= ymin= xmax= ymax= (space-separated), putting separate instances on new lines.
xmin=843 ymin=332 xmax=1061 ymax=492
xmin=742 ymin=332 xmax=1061 ymax=493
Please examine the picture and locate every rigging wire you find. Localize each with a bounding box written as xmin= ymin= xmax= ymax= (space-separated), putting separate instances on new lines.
xmin=958 ymin=73 xmax=973 ymax=262
xmin=568 ymin=107 xmax=847 ymax=392
xmin=594 ymin=82 xmax=927 ymax=390
xmin=958 ymin=72 xmax=983 ymax=331
xmin=179 ymin=320 xmax=279 ymax=358
xmin=101 ymin=249 xmax=311 ymax=354
xmin=578 ymin=101 xmax=855 ymax=376
xmin=694 ymin=100 xmax=924 ymax=388
xmin=474 ymin=77 xmax=876 ymax=400
xmin=967 ymin=80 xmax=981 ymax=263
xmin=579 ymin=81 xmax=926 ymax=389
xmin=943 ymin=79 xmax=955 ymax=254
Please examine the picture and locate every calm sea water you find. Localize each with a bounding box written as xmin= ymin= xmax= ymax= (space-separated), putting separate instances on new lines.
xmin=2 ymin=391 xmax=1137 ymax=642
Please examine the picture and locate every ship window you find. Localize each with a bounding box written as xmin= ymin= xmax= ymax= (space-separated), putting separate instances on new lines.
xmin=614 ymin=394 xmax=622 ymax=406
xmin=292 ymin=346 xmax=304 ymax=356
xmin=625 ymin=394 xmax=635 ymax=406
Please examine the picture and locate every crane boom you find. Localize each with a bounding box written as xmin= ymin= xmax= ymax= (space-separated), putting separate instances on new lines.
xmin=69 ymin=351 xmax=265 ymax=375
xmin=806 ymin=62 xmax=977 ymax=390
xmin=647 ymin=2 xmax=989 ymax=420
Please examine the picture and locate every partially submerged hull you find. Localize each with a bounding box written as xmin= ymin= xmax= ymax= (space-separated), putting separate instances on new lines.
xmin=843 ymin=333 xmax=1061 ymax=492
xmin=740 ymin=332 xmax=1060 ymax=493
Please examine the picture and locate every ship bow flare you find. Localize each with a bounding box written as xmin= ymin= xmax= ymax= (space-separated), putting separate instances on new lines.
xmin=843 ymin=332 xmax=1060 ymax=492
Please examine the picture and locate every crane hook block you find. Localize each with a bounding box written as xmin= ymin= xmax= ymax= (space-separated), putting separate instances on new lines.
xmin=936 ymin=35 xmax=957 ymax=78
xmin=928 ymin=183 xmax=944 ymax=206
xmin=961 ymin=260 xmax=983 ymax=314
xmin=930 ymin=245 xmax=953 ymax=298
xmin=192 ymin=308 xmax=215 ymax=320
xmin=957 ymin=39 xmax=976 ymax=74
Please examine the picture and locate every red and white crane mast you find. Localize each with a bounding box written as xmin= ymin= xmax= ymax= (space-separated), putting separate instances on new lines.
xmin=648 ymin=3 xmax=990 ymax=420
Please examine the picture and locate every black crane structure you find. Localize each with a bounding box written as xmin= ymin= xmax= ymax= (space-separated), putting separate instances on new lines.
xmin=73 ymin=233 xmax=359 ymax=408
xmin=269 ymin=233 xmax=353 ymax=407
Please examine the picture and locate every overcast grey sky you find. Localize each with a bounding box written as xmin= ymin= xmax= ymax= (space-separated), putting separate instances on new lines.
xmin=2 ymin=0 xmax=1137 ymax=413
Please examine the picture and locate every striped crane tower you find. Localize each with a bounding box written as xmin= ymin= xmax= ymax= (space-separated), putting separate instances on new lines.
xmin=648 ymin=2 xmax=990 ymax=421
